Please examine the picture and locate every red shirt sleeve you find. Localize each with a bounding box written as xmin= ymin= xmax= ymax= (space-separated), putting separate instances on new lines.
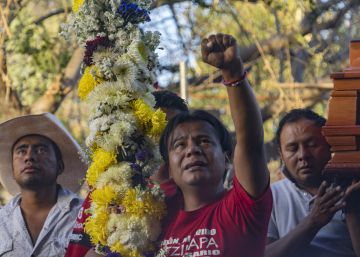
xmin=226 ymin=175 xmax=273 ymax=231
xmin=64 ymin=192 xmax=93 ymax=257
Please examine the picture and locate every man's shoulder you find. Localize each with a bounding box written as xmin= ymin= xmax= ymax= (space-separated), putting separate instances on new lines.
xmin=270 ymin=178 xmax=299 ymax=202
xmin=0 ymin=204 xmax=11 ymax=217
xmin=271 ymin=178 xmax=294 ymax=191
xmin=57 ymin=187 xmax=83 ymax=210
xmin=0 ymin=197 xmax=19 ymax=225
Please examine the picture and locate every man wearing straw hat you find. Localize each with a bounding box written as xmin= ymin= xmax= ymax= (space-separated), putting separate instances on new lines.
xmin=0 ymin=113 xmax=87 ymax=257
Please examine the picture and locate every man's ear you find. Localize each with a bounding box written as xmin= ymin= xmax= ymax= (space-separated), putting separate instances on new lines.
xmin=278 ymin=148 xmax=284 ymax=164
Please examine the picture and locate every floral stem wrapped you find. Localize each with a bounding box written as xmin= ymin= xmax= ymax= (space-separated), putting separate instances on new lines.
xmin=62 ymin=1 xmax=167 ymax=256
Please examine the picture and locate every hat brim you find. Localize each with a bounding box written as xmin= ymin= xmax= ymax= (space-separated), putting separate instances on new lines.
xmin=0 ymin=113 xmax=87 ymax=195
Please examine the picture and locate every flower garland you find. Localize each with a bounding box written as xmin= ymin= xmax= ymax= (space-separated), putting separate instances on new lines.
xmin=62 ymin=1 xmax=167 ymax=256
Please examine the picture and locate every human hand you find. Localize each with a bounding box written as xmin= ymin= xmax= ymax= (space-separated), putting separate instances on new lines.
xmin=307 ymin=181 xmax=345 ymax=229
xmin=201 ymin=33 xmax=244 ymax=81
xmin=344 ymin=179 xmax=360 ymax=213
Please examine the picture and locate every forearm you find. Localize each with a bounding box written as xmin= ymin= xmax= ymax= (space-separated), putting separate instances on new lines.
xmin=346 ymin=210 xmax=360 ymax=257
xmin=222 ymin=63 xmax=263 ymax=145
xmin=223 ymin=66 xmax=269 ymax=196
xmin=226 ymin=78 xmax=264 ymax=147
xmin=266 ymin=217 xmax=320 ymax=257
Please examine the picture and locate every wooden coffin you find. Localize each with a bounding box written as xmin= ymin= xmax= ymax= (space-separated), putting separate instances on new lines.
xmin=322 ymin=40 xmax=360 ymax=178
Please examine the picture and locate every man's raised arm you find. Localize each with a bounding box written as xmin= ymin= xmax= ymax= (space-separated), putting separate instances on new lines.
xmin=201 ymin=33 xmax=269 ymax=198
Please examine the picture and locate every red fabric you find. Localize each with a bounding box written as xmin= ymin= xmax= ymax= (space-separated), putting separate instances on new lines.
xmin=159 ymin=178 xmax=178 ymax=197
xmin=159 ymin=176 xmax=272 ymax=257
xmin=64 ymin=193 xmax=92 ymax=257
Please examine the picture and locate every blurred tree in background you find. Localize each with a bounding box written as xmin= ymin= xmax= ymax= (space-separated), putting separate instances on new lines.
xmin=0 ymin=0 xmax=359 ymax=202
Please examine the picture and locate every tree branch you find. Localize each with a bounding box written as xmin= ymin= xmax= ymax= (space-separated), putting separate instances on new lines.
xmin=34 ymin=7 xmax=72 ymax=25
xmin=150 ymin=0 xmax=211 ymax=9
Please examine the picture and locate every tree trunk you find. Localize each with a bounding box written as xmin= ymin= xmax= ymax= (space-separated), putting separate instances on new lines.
xmin=0 ymin=46 xmax=24 ymax=119
xmin=30 ymin=48 xmax=84 ymax=114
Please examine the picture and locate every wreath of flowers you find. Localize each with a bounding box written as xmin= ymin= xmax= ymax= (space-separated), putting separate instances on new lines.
xmin=62 ymin=1 xmax=167 ymax=256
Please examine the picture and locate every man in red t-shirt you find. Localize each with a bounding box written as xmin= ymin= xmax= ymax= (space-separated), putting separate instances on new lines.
xmin=64 ymin=91 xmax=188 ymax=257
xmin=79 ymin=33 xmax=272 ymax=257
xmin=155 ymin=33 xmax=272 ymax=257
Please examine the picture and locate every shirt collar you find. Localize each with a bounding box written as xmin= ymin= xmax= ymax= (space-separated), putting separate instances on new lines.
xmin=9 ymin=185 xmax=80 ymax=212
xmin=288 ymin=179 xmax=316 ymax=202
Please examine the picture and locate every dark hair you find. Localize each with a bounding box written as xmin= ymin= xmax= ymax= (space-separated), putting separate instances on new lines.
xmin=159 ymin=110 xmax=233 ymax=164
xmin=152 ymin=90 xmax=189 ymax=112
xmin=276 ymin=109 xmax=326 ymax=149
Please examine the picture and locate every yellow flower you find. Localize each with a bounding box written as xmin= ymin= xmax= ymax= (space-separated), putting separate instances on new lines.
xmin=72 ymin=0 xmax=84 ymax=13
xmin=91 ymin=186 xmax=118 ymax=209
xmin=84 ymin=209 xmax=109 ymax=245
xmin=131 ymin=99 xmax=167 ymax=138
xmin=110 ymin=242 xmax=143 ymax=257
xmin=78 ymin=66 xmax=101 ymax=101
xmin=131 ymin=99 xmax=152 ymax=131
xmin=122 ymin=189 xmax=166 ymax=219
xmin=149 ymin=109 xmax=167 ymax=138
xmin=86 ymin=148 xmax=117 ymax=187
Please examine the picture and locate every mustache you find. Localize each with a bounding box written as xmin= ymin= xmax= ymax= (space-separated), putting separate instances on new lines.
xmin=21 ymin=163 xmax=40 ymax=172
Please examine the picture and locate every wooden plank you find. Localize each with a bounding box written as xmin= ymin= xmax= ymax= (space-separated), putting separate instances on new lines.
xmin=326 ymin=96 xmax=357 ymax=125
xmin=323 ymin=162 xmax=360 ymax=177
xmin=330 ymin=151 xmax=360 ymax=163
xmin=323 ymin=125 xmax=360 ymax=136
xmin=350 ymin=41 xmax=360 ymax=68
xmin=331 ymin=72 xmax=360 ymax=79
xmin=331 ymin=145 xmax=357 ymax=151
xmin=325 ymin=136 xmax=356 ymax=146
xmin=333 ymin=79 xmax=360 ymax=90
xmin=331 ymin=90 xmax=357 ymax=97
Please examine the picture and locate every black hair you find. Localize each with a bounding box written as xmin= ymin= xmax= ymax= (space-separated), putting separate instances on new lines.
xmin=152 ymin=90 xmax=189 ymax=112
xmin=159 ymin=110 xmax=233 ymax=165
xmin=276 ymin=109 xmax=326 ymax=149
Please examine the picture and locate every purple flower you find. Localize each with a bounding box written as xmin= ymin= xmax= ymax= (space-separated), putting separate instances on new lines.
xmin=135 ymin=150 xmax=148 ymax=162
xmin=116 ymin=1 xmax=151 ymax=25
xmin=104 ymin=247 xmax=121 ymax=257
xmin=130 ymin=163 xmax=141 ymax=173
xmin=84 ymin=36 xmax=110 ymax=66
xmin=105 ymin=252 xmax=121 ymax=257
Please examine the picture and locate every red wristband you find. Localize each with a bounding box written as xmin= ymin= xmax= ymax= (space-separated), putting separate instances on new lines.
xmin=222 ymin=71 xmax=248 ymax=87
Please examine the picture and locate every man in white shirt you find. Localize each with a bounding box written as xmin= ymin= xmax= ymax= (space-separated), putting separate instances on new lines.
xmin=266 ymin=109 xmax=360 ymax=257
xmin=0 ymin=113 xmax=87 ymax=257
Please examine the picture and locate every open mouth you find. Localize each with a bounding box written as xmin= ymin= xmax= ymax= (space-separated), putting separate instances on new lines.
xmin=184 ymin=161 xmax=207 ymax=171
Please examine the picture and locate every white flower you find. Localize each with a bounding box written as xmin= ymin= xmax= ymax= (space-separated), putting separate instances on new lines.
xmin=113 ymin=57 xmax=137 ymax=84
xmin=87 ymin=111 xmax=138 ymax=151
xmin=87 ymin=83 xmax=134 ymax=114
xmin=150 ymin=184 xmax=166 ymax=201
xmin=143 ymin=31 xmax=161 ymax=51
xmin=107 ymin=214 xmax=162 ymax=251
xmin=155 ymin=247 xmax=169 ymax=257
xmin=96 ymin=163 xmax=134 ymax=196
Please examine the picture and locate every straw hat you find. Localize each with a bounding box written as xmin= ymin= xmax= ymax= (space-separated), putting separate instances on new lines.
xmin=0 ymin=113 xmax=87 ymax=195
